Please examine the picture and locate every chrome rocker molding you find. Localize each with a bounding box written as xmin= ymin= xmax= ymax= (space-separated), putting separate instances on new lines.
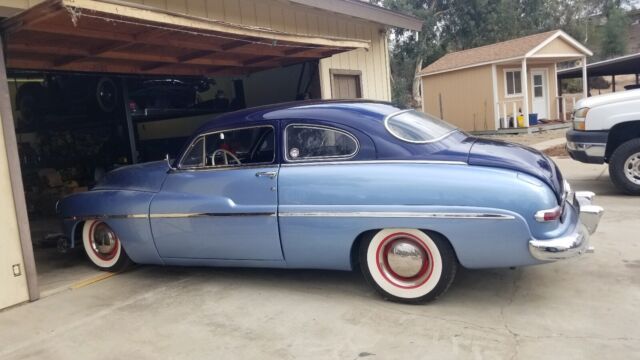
xmin=529 ymin=191 xmax=604 ymax=261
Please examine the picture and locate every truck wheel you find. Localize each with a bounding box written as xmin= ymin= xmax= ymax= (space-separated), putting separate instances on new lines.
xmin=359 ymin=228 xmax=457 ymax=304
xmin=609 ymin=138 xmax=640 ymax=195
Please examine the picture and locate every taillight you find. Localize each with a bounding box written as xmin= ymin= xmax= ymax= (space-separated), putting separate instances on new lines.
xmin=535 ymin=206 xmax=562 ymax=222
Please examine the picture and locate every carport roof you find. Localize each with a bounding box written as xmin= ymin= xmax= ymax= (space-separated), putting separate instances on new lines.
xmin=557 ymin=52 xmax=640 ymax=79
xmin=0 ymin=0 xmax=370 ymax=76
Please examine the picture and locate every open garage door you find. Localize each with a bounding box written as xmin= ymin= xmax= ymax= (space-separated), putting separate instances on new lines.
xmin=1 ymin=0 xmax=368 ymax=76
xmin=0 ymin=0 xmax=368 ymax=304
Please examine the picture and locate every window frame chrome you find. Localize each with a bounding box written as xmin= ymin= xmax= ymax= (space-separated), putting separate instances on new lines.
xmin=283 ymin=123 xmax=360 ymax=163
xmin=177 ymin=124 xmax=276 ymax=171
xmin=383 ymin=109 xmax=458 ymax=144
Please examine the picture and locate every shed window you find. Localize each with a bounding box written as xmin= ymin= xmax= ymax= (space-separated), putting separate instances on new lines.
xmin=505 ymin=70 xmax=522 ymax=96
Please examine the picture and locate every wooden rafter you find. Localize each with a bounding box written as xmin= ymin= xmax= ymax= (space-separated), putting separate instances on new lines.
xmin=0 ymin=0 xmax=369 ymax=77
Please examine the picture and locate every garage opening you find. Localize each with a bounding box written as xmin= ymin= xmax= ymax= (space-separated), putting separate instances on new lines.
xmin=1 ymin=0 xmax=367 ymax=298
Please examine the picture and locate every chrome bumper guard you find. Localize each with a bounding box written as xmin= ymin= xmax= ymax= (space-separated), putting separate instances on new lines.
xmin=529 ymin=191 xmax=604 ymax=261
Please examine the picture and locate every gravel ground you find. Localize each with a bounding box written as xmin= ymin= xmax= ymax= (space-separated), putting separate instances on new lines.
xmin=478 ymin=128 xmax=568 ymax=147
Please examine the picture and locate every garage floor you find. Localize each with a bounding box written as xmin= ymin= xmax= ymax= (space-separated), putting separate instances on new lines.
xmin=1 ymin=158 xmax=638 ymax=359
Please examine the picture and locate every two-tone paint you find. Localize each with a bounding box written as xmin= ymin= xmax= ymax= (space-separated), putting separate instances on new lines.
xmin=58 ymin=100 xmax=592 ymax=271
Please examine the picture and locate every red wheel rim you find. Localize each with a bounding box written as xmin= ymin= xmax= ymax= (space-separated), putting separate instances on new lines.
xmin=88 ymin=221 xmax=119 ymax=261
xmin=375 ymin=232 xmax=434 ymax=289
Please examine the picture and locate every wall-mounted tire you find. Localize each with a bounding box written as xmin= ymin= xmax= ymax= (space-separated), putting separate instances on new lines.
xmin=359 ymin=228 xmax=457 ymax=304
xmin=82 ymin=220 xmax=133 ymax=272
xmin=609 ymin=138 xmax=640 ymax=195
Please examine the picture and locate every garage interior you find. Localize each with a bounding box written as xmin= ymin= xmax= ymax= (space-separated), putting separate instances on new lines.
xmin=1 ymin=0 xmax=368 ymax=297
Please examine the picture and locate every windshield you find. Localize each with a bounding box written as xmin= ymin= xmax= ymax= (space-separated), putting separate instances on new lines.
xmin=385 ymin=110 xmax=457 ymax=143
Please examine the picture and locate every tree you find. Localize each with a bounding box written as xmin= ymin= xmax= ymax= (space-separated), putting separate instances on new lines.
xmin=378 ymin=0 xmax=632 ymax=107
xmin=599 ymin=6 xmax=630 ymax=58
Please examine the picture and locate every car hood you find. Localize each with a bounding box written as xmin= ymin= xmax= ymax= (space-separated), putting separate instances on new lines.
xmin=468 ymin=138 xmax=564 ymax=202
xmin=576 ymin=88 xmax=640 ymax=109
xmin=93 ymin=161 xmax=169 ymax=192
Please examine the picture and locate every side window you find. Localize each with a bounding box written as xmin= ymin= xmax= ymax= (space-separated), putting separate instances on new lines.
xmin=286 ymin=125 xmax=358 ymax=161
xmin=180 ymin=137 xmax=204 ymax=168
xmin=205 ymin=126 xmax=274 ymax=167
xmin=179 ymin=126 xmax=274 ymax=169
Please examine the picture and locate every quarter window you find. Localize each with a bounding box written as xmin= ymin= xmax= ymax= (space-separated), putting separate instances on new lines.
xmin=180 ymin=137 xmax=205 ymax=168
xmin=286 ymin=125 xmax=358 ymax=161
xmin=505 ymin=70 xmax=522 ymax=96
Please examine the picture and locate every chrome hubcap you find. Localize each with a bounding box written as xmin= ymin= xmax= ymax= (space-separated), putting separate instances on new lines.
xmin=624 ymin=152 xmax=640 ymax=185
xmin=376 ymin=233 xmax=433 ymax=289
xmin=386 ymin=240 xmax=425 ymax=278
xmin=92 ymin=223 xmax=118 ymax=257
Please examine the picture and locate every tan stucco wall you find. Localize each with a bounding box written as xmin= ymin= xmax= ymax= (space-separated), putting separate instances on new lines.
xmin=421 ymin=65 xmax=495 ymax=131
xmin=533 ymin=37 xmax=583 ymax=56
xmin=0 ymin=111 xmax=29 ymax=310
xmin=3 ymin=0 xmax=391 ymax=101
xmin=496 ymin=63 xmax=558 ymax=121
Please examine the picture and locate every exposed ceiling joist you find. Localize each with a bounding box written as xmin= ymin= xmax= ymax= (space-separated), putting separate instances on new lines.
xmin=1 ymin=0 xmax=369 ymax=77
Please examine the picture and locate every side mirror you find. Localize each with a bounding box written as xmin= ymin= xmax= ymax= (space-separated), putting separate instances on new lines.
xmin=165 ymin=154 xmax=177 ymax=171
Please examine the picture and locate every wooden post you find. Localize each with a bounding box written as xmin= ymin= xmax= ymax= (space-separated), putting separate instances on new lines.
xmin=502 ymin=102 xmax=507 ymax=128
xmin=582 ymin=56 xmax=588 ymax=98
xmin=562 ymin=97 xmax=566 ymax=121
xmin=438 ymin=93 xmax=443 ymax=120
xmin=612 ymin=75 xmax=616 ymax=92
xmin=0 ymin=37 xmax=39 ymax=301
xmin=521 ymin=58 xmax=529 ymax=127
xmin=512 ymin=102 xmax=517 ymax=128
xmin=121 ymin=80 xmax=138 ymax=164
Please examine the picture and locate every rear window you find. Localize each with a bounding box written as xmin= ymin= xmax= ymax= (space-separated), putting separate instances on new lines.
xmin=385 ymin=110 xmax=457 ymax=143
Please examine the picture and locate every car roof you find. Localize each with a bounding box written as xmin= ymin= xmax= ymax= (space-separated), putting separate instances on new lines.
xmin=195 ymin=99 xmax=403 ymax=133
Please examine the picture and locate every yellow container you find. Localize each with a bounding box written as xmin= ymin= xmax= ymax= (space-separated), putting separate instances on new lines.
xmin=517 ymin=115 xmax=525 ymax=128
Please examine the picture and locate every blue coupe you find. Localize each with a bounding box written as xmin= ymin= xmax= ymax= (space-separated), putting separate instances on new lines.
xmin=58 ymin=100 xmax=603 ymax=303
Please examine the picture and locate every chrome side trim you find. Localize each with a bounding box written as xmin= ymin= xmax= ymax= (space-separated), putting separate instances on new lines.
xmin=278 ymin=211 xmax=514 ymax=220
xmin=281 ymin=160 xmax=467 ymax=167
xmin=149 ymin=212 xmax=276 ymax=219
xmin=63 ymin=214 xmax=149 ymax=221
xmin=64 ymin=212 xmax=276 ymax=221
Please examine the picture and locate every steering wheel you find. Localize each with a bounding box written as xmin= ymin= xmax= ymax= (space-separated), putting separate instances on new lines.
xmin=211 ymin=149 xmax=241 ymax=166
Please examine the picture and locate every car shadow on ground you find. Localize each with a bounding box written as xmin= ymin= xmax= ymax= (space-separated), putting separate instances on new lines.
xmin=116 ymin=263 xmax=539 ymax=308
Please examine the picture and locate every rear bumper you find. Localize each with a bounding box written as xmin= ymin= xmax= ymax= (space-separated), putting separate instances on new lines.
xmin=528 ymin=191 xmax=604 ymax=261
xmin=566 ymin=129 xmax=608 ymax=164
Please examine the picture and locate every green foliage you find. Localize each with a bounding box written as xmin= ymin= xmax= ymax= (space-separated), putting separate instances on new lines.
xmin=600 ymin=6 xmax=630 ymax=58
xmin=380 ymin=0 xmax=632 ymax=107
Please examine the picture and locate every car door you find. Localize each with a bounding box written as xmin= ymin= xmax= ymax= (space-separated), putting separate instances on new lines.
xmin=149 ymin=123 xmax=282 ymax=260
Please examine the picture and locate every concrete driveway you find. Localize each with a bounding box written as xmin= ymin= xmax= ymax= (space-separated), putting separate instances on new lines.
xmin=0 ymin=158 xmax=638 ymax=360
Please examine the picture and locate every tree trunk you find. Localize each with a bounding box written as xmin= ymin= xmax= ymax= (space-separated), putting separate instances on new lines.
xmin=412 ymin=57 xmax=423 ymax=108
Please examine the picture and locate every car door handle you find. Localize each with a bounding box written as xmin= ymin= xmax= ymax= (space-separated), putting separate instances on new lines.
xmin=255 ymin=171 xmax=277 ymax=179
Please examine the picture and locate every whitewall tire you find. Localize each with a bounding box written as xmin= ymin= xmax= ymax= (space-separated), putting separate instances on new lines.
xmin=82 ymin=220 xmax=132 ymax=271
xmin=359 ymin=228 xmax=457 ymax=303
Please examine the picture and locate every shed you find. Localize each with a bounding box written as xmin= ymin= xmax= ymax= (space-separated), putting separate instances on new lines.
xmin=419 ymin=30 xmax=592 ymax=132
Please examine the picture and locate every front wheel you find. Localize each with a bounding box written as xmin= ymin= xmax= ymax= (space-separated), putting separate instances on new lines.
xmin=609 ymin=138 xmax=640 ymax=195
xmin=82 ymin=220 xmax=133 ymax=271
xmin=359 ymin=229 xmax=457 ymax=304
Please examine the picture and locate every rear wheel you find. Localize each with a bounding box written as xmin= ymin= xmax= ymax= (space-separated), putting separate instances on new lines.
xmin=82 ymin=220 xmax=132 ymax=271
xmin=609 ymin=138 xmax=640 ymax=195
xmin=359 ymin=228 xmax=457 ymax=304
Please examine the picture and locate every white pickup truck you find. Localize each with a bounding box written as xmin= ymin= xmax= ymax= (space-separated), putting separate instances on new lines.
xmin=566 ymin=89 xmax=640 ymax=194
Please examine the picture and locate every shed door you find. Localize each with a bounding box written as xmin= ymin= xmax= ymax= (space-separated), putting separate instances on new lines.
xmin=531 ymin=70 xmax=549 ymax=119
xmin=331 ymin=71 xmax=362 ymax=99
